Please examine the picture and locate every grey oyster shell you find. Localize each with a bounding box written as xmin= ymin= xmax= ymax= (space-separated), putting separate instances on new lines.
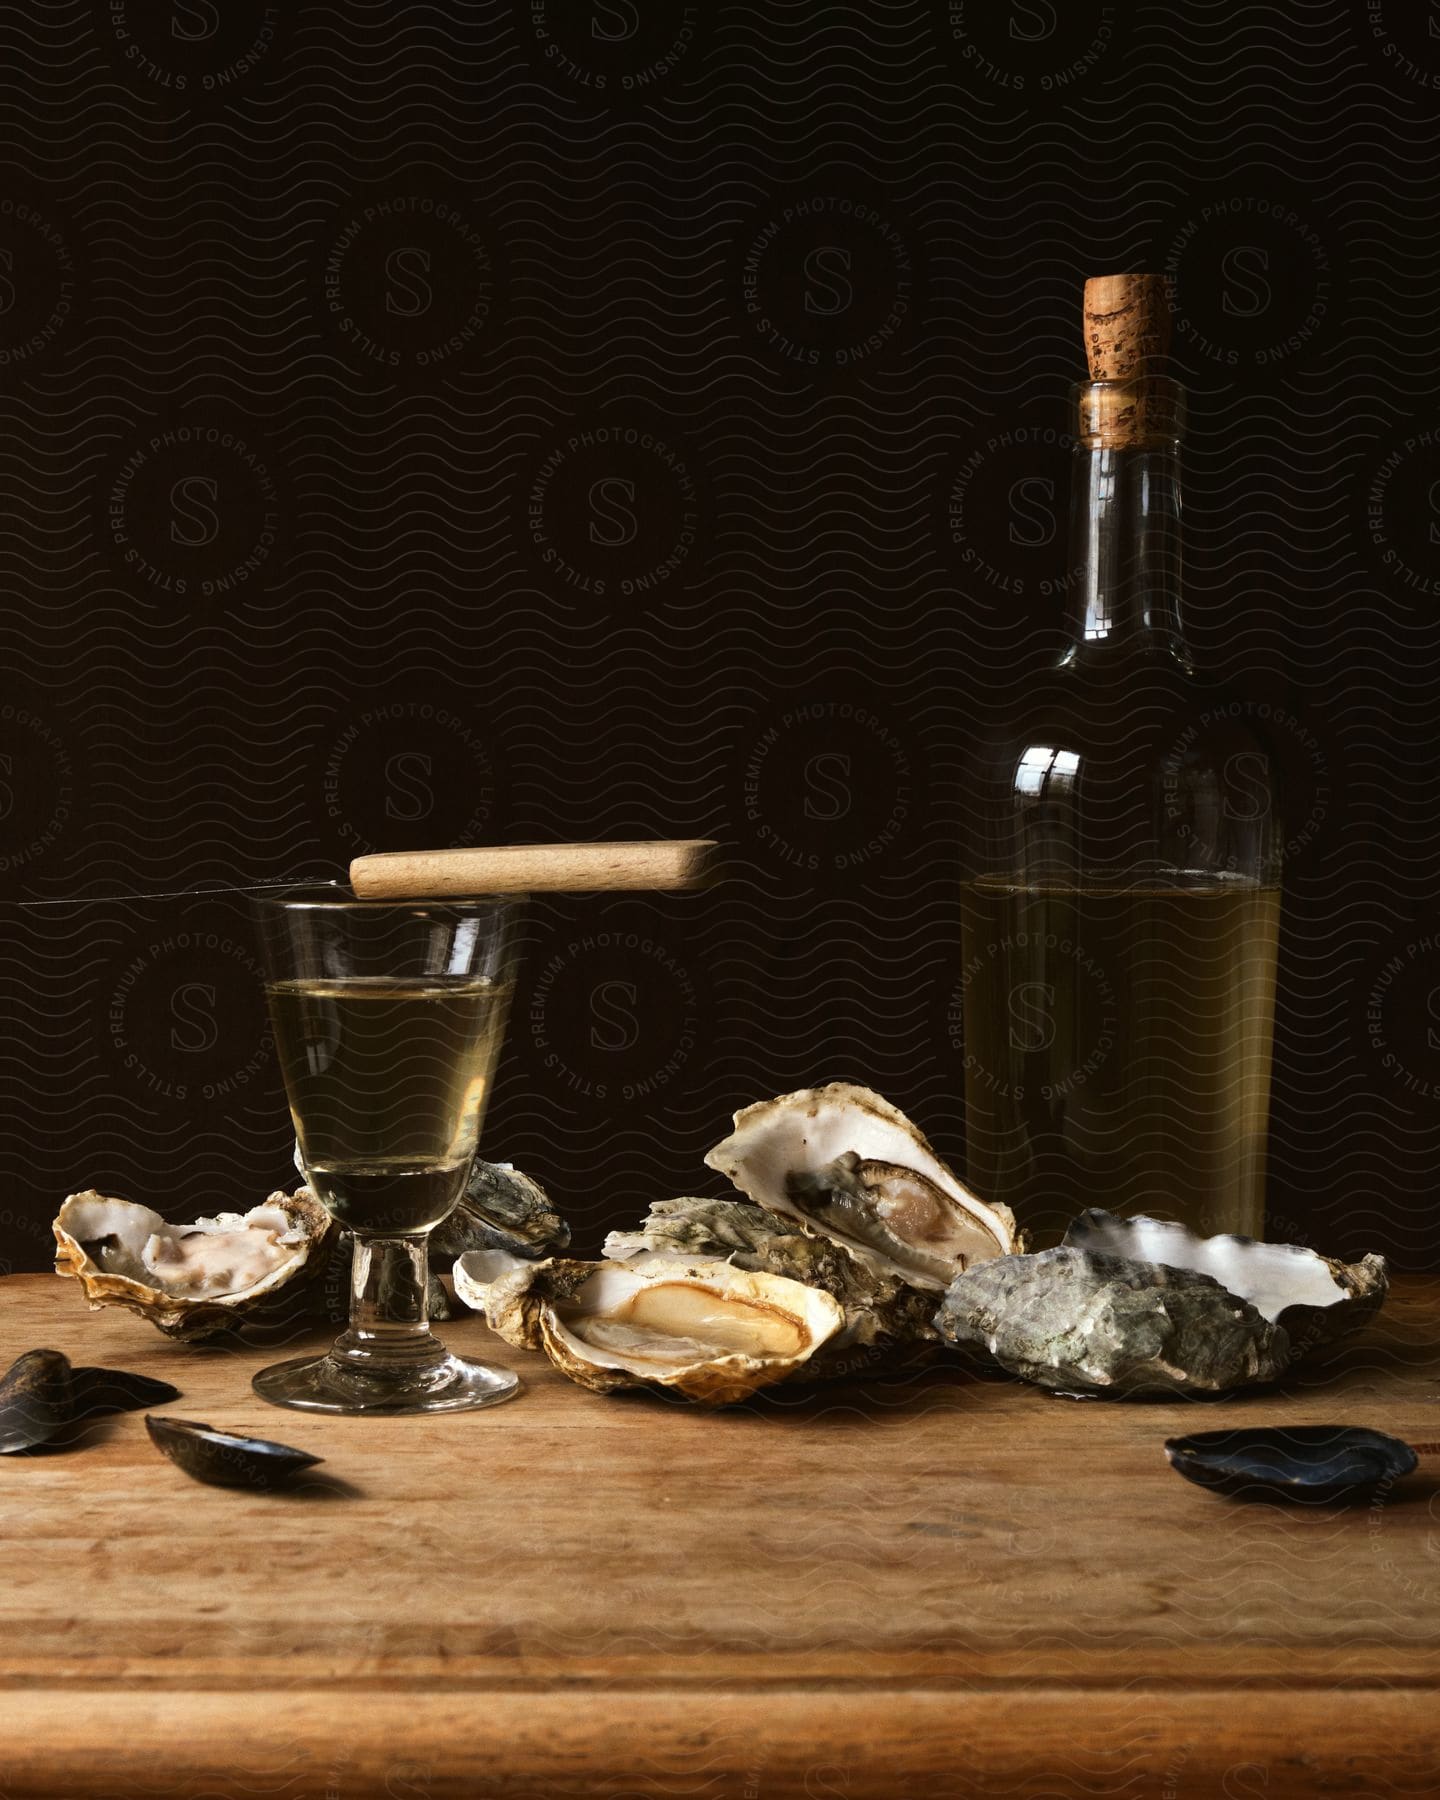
xmin=433 ymin=1160 xmax=570 ymax=1261
xmin=425 ymin=1160 xmax=569 ymax=1319
xmin=294 ymin=1143 xmax=567 ymax=1321
xmin=935 ymin=1211 xmax=1389 ymax=1398
xmin=1063 ymin=1210 xmax=1389 ymax=1356
xmin=294 ymin=1142 xmax=569 ymax=1264
xmin=603 ymin=1196 xmax=936 ymax=1373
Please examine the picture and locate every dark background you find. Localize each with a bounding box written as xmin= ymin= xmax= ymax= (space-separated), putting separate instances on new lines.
xmin=3 ymin=1 xmax=1439 ymax=1273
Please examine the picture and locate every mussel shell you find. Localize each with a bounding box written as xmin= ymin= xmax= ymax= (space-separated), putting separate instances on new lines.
xmin=71 ymin=1366 xmax=181 ymax=1418
xmin=146 ymin=1414 xmax=323 ymax=1489
xmin=1165 ymin=1425 xmax=1418 ymax=1503
xmin=0 ymin=1349 xmax=75 ymax=1453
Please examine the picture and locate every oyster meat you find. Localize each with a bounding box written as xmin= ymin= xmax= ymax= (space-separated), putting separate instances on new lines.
xmin=706 ymin=1082 xmax=1019 ymax=1289
xmin=454 ymin=1249 xmax=844 ymax=1406
xmin=934 ymin=1210 xmax=1389 ymax=1398
xmin=54 ymin=1189 xmax=335 ymax=1340
xmin=604 ymin=1195 xmax=936 ymax=1370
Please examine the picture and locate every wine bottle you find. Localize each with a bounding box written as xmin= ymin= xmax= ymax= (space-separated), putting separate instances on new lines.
xmin=960 ymin=273 xmax=1282 ymax=1246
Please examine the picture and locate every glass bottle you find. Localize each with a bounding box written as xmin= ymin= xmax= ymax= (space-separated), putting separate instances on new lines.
xmin=960 ymin=274 xmax=1282 ymax=1247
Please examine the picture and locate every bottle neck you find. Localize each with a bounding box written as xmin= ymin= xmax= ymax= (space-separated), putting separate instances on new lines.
xmin=1059 ymin=386 xmax=1192 ymax=672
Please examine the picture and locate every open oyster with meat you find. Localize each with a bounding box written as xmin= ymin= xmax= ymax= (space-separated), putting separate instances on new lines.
xmin=452 ymin=1082 xmax=1021 ymax=1403
xmin=53 ymin=1189 xmax=337 ymax=1340
xmin=602 ymin=1194 xmax=938 ymax=1371
xmin=454 ymin=1248 xmax=846 ymax=1407
xmin=703 ymin=1082 xmax=1021 ymax=1289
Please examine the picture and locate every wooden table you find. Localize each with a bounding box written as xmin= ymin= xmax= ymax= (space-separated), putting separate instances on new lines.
xmin=3 ymin=1270 xmax=1439 ymax=1798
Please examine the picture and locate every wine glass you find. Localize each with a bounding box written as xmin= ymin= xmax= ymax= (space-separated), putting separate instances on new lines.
xmin=249 ymin=887 xmax=523 ymax=1415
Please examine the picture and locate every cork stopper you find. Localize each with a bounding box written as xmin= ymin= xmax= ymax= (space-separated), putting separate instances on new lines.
xmin=1083 ymin=273 xmax=1170 ymax=379
xmin=1078 ymin=272 xmax=1180 ymax=449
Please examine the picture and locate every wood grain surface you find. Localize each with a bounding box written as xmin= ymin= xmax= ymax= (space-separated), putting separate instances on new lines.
xmin=3 ymin=1271 xmax=1439 ymax=1798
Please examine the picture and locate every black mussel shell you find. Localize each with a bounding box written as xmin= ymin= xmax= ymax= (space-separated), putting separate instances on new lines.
xmin=146 ymin=1414 xmax=323 ymax=1490
xmin=1165 ymin=1425 xmax=1418 ymax=1503
xmin=0 ymin=1349 xmax=75 ymax=1454
xmin=71 ymin=1366 xmax=181 ymax=1418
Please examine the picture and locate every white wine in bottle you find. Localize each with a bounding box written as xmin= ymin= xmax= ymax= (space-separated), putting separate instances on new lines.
xmin=961 ymin=274 xmax=1282 ymax=1247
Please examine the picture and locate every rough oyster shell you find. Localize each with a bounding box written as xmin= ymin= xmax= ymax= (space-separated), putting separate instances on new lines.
xmin=454 ymin=1249 xmax=844 ymax=1407
xmin=432 ymin=1159 xmax=570 ymax=1261
xmin=54 ymin=1189 xmax=336 ymax=1341
xmin=934 ymin=1210 xmax=1389 ymax=1398
xmin=603 ymin=1195 xmax=936 ymax=1371
xmin=705 ymin=1082 xmax=1019 ymax=1290
xmin=293 ymin=1142 xmax=567 ymax=1320
xmin=1063 ymin=1210 xmax=1389 ymax=1355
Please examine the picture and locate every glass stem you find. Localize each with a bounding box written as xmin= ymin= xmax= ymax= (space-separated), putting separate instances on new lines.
xmin=329 ymin=1232 xmax=444 ymax=1376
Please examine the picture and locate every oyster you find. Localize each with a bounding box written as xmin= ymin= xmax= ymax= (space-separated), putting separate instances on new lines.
xmin=934 ymin=1210 xmax=1390 ymax=1398
xmin=705 ymin=1082 xmax=1019 ymax=1289
xmin=294 ymin=1142 xmax=567 ymax=1319
xmin=1064 ymin=1210 xmax=1389 ymax=1356
xmin=432 ymin=1158 xmax=570 ymax=1261
xmin=603 ymin=1195 xmax=936 ymax=1370
xmin=54 ymin=1189 xmax=336 ymax=1340
xmin=454 ymin=1249 xmax=844 ymax=1407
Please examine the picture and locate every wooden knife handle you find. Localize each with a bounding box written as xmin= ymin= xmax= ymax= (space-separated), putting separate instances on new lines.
xmin=348 ymin=840 xmax=717 ymax=898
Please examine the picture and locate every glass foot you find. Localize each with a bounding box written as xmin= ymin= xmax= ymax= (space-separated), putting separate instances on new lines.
xmin=252 ymin=1349 xmax=521 ymax=1416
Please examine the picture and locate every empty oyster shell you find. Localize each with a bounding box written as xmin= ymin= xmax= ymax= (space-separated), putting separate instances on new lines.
xmin=454 ymin=1249 xmax=845 ymax=1407
xmin=705 ymin=1082 xmax=1019 ymax=1290
xmin=54 ymin=1189 xmax=336 ymax=1340
xmin=603 ymin=1195 xmax=937 ymax=1370
xmin=146 ymin=1415 xmax=323 ymax=1489
xmin=1165 ymin=1425 xmax=1418 ymax=1503
xmin=935 ymin=1211 xmax=1389 ymax=1398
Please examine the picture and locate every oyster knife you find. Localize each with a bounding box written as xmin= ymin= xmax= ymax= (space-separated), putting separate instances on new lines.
xmin=14 ymin=841 xmax=717 ymax=906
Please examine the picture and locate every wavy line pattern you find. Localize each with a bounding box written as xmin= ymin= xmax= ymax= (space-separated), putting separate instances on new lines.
xmin=0 ymin=0 xmax=1437 ymax=1282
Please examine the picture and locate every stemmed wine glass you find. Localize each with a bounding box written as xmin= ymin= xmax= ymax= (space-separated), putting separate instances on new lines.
xmin=249 ymin=887 xmax=523 ymax=1415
